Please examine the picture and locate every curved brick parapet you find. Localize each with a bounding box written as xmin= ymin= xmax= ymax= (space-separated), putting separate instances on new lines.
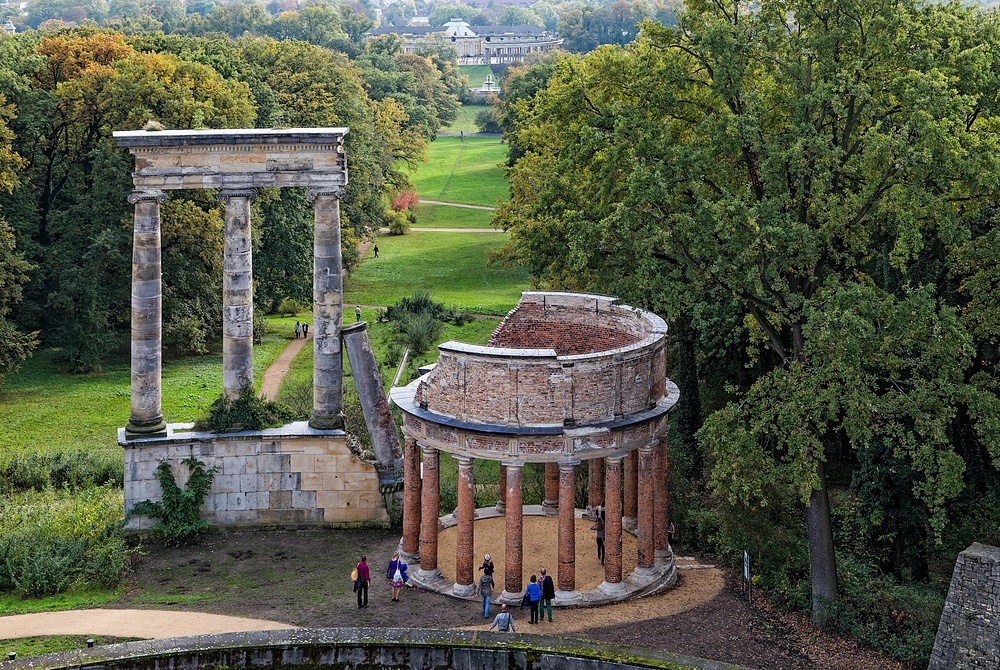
xmin=3 ymin=628 xmax=747 ymax=670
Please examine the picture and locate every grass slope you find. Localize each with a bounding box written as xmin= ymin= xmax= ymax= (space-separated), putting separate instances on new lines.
xmin=459 ymin=65 xmax=493 ymax=88
xmin=410 ymin=137 xmax=508 ymax=207
xmin=344 ymin=231 xmax=527 ymax=316
xmin=442 ymin=103 xmax=489 ymax=134
xmin=413 ymin=203 xmax=495 ymax=228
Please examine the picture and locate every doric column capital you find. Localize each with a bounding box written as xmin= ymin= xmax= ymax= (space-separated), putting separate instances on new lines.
xmin=558 ymin=459 xmax=581 ymax=472
xmin=217 ymin=188 xmax=259 ymax=203
xmin=456 ymin=455 xmax=474 ymax=468
xmin=128 ymin=189 xmax=167 ymax=205
xmin=307 ymin=186 xmax=347 ymax=200
xmin=605 ymin=454 xmax=625 ymax=465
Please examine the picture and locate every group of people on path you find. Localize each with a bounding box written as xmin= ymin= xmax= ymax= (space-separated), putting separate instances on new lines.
xmin=477 ymin=554 xmax=555 ymax=632
xmin=293 ymin=321 xmax=309 ymax=339
xmin=352 ymin=552 xmax=410 ymax=609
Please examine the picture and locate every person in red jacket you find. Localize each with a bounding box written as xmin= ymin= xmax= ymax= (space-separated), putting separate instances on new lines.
xmin=356 ymin=555 xmax=370 ymax=608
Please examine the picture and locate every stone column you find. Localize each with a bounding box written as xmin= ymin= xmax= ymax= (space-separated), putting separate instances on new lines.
xmin=588 ymin=457 xmax=604 ymax=512
xmin=624 ymin=449 xmax=638 ymax=530
xmin=309 ymin=189 xmax=345 ymax=429
xmin=503 ymin=461 xmax=523 ymax=598
xmin=217 ymin=189 xmax=256 ymax=400
xmin=455 ymin=456 xmax=475 ymax=596
xmin=543 ymin=462 xmax=559 ymax=514
xmin=654 ymin=432 xmax=670 ymax=562
xmin=497 ymin=464 xmax=507 ymax=512
xmin=637 ymin=444 xmax=655 ymax=569
xmin=557 ymin=460 xmax=578 ymax=594
xmin=419 ymin=445 xmax=440 ymax=573
xmin=126 ymin=189 xmax=168 ymax=436
xmin=604 ymin=455 xmax=623 ymax=586
xmin=402 ymin=435 xmax=421 ymax=559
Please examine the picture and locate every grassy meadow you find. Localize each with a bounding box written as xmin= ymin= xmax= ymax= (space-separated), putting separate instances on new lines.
xmin=413 ymin=203 xmax=495 ymax=228
xmin=442 ymin=103 xmax=490 ymax=134
xmin=410 ymin=136 xmax=508 ymax=207
xmin=459 ymin=65 xmax=493 ymax=88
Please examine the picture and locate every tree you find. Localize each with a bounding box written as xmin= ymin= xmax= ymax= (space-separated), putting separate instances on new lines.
xmin=427 ymin=4 xmax=474 ymax=26
xmin=494 ymin=0 xmax=1000 ymax=624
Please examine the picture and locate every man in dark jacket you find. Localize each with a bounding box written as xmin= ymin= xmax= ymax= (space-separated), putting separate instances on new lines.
xmin=539 ymin=567 xmax=555 ymax=622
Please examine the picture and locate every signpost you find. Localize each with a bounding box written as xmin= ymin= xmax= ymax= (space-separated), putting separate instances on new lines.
xmin=743 ymin=549 xmax=752 ymax=606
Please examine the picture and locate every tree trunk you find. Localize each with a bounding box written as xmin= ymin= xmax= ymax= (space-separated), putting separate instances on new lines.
xmin=806 ymin=460 xmax=839 ymax=625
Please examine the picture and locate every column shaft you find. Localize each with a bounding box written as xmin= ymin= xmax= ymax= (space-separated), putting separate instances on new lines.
xmin=588 ymin=457 xmax=604 ymax=509
xmin=543 ymin=462 xmax=559 ymax=513
xmin=624 ymin=449 xmax=638 ymax=525
xmin=557 ymin=461 xmax=577 ymax=592
xmin=219 ymin=190 xmax=256 ymax=399
xmin=456 ymin=456 xmax=475 ymax=588
xmin=126 ymin=190 xmax=167 ymax=435
xmin=402 ymin=435 xmax=421 ymax=556
xmin=419 ymin=446 xmax=440 ymax=571
xmin=497 ymin=464 xmax=507 ymax=512
xmin=310 ymin=191 xmax=344 ymax=429
xmin=604 ymin=456 xmax=623 ymax=583
xmin=504 ymin=462 xmax=523 ymax=594
xmin=637 ymin=445 xmax=655 ymax=568
xmin=654 ymin=432 xmax=670 ymax=554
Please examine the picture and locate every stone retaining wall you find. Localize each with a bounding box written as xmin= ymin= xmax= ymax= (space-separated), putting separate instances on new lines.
xmin=929 ymin=542 xmax=1000 ymax=669
xmin=120 ymin=422 xmax=388 ymax=531
xmin=4 ymin=628 xmax=747 ymax=670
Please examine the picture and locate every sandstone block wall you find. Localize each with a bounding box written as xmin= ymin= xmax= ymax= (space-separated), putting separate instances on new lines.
xmin=121 ymin=422 xmax=388 ymax=531
xmin=929 ymin=542 xmax=1000 ymax=669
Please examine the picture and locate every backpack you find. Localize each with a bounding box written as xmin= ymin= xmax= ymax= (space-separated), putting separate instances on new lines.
xmin=351 ymin=567 xmax=358 ymax=582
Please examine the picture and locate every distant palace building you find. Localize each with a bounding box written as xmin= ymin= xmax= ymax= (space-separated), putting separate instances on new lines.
xmin=371 ymin=19 xmax=563 ymax=65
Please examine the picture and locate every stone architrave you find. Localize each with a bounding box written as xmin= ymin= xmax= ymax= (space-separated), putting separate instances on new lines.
xmin=557 ymin=461 xmax=578 ymax=593
xmin=126 ymin=189 xmax=168 ymax=436
xmin=402 ymin=435 xmax=421 ymax=558
xmin=419 ymin=446 xmax=440 ymax=573
xmin=504 ymin=462 xmax=523 ymax=596
xmin=604 ymin=456 xmax=623 ymax=585
xmin=454 ymin=456 xmax=475 ymax=596
xmin=623 ymin=449 xmax=638 ymax=530
xmin=309 ymin=188 xmax=345 ymax=430
xmin=218 ymin=189 xmax=257 ymax=399
xmin=637 ymin=444 xmax=655 ymax=569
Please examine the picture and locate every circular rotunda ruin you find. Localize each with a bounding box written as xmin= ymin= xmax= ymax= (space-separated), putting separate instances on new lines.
xmin=390 ymin=291 xmax=680 ymax=606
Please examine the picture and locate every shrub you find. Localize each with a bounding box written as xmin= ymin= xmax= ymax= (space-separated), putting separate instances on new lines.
xmin=194 ymin=383 xmax=296 ymax=432
xmin=475 ymin=108 xmax=501 ymax=133
xmin=396 ymin=312 xmax=442 ymax=354
xmin=391 ymin=188 xmax=419 ymax=211
xmin=128 ymin=458 xmax=218 ymax=545
xmin=0 ymin=451 xmax=122 ymax=494
xmin=276 ymin=297 xmax=304 ymax=316
xmin=386 ymin=209 xmax=411 ymax=235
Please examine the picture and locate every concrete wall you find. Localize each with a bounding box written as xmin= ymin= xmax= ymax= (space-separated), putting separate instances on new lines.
xmin=121 ymin=422 xmax=388 ymax=530
xmin=4 ymin=628 xmax=748 ymax=670
xmin=929 ymin=542 xmax=1000 ymax=669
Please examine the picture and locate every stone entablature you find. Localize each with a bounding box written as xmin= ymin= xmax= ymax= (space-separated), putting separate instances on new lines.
xmin=407 ymin=292 xmax=670 ymax=431
xmin=114 ymin=128 xmax=348 ymax=192
xmin=121 ymin=423 xmax=388 ymax=530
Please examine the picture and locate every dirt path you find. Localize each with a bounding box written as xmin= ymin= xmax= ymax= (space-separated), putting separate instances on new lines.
xmin=258 ymin=333 xmax=311 ymax=401
xmin=410 ymin=227 xmax=502 ymax=232
xmin=418 ymin=200 xmax=495 ymax=211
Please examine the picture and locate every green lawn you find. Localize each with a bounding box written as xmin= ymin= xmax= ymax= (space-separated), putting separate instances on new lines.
xmin=413 ymin=203 xmax=495 ymax=228
xmin=0 ymin=319 xmax=294 ymax=458
xmin=344 ymin=231 xmax=528 ymax=316
xmin=459 ymin=65 xmax=494 ymax=88
xmin=411 ymin=137 xmax=508 ymax=207
xmin=443 ymin=103 xmax=489 ymax=134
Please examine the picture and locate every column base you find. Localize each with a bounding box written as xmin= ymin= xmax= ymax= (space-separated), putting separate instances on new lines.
xmin=596 ymin=580 xmax=628 ymax=597
xmin=495 ymin=501 xmax=506 ymax=513
xmin=623 ymin=516 xmax=638 ymax=531
xmin=541 ymin=499 xmax=558 ymax=515
xmin=452 ymin=582 xmax=476 ymax=598
xmin=554 ymin=589 xmax=583 ymax=605
xmin=499 ymin=590 xmax=524 ymax=606
xmin=655 ymin=548 xmax=674 ymax=566
xmin=125 ymin=417 xmax=167 ymax=438
xmin=309 ymin=413 xmax=345 ymax=430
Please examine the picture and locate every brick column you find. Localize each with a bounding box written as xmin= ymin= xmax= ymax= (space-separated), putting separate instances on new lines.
xmin=218 ymin=188 xmax=257 ymax=400
xmin=419 ymin=445 xmax=440 ymax=573
xmin=654 ymin=432 xmax=670 ymax=562
xmin=402 ymin=435 xmax=421 ymax=558
xmin=588 ymin=457 xmax=604 ymax=511
xmin=497 ymin=464 xmax=507 ymax=512
xmin=557 ymin=460 xmax=578 ymax=594
xmin=503 ymin=462 xmax=523 ymax=597
xmin=125 ymin=189 xmax=167 ymax=436
xmin=455 ymin=456 xmax=475 ymax=596
xmin=604 ymin=455 xmax=623 ymax=585
xmin=309 ymin=188 xmax=344 ymax=429
xmin=623 ymin=449 xmax=638 ymax=530
xmin=543 ymin=462 xmax=559 ymax=514
xmin=637 ymin=444 xmax=655 ymax=569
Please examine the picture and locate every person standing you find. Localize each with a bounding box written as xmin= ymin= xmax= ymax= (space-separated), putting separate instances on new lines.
xmin=668 ymin=520 xmax=676 ymax=548
xmin=373 ymin=244 xmax=379 ymax=258
xmin=356 ymin=555 xmax=370 ymax=608
xmin=355 ymin=306 xmax=361 ymax=322
xmin=525 ymin=574 xmax=542 ymax=624
xmin=478 ymin=553 xmax=494 ymax=577
xmin=489 ymin=604 xmax=515 ymax=633
xmin=302 ymin=322 xmax=308 ymax=338
xmin=539 ymin=567 xmax=555 ymax=622
xmin=386 ymin=551 xmax=407 ymax=602
xmin=476 ymin=570 xmax=495 ymax=618
xmin=592 ymin=508 xmax=605 ymax=565
xmin=294 ymin=321 xmax=301 ymax=339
